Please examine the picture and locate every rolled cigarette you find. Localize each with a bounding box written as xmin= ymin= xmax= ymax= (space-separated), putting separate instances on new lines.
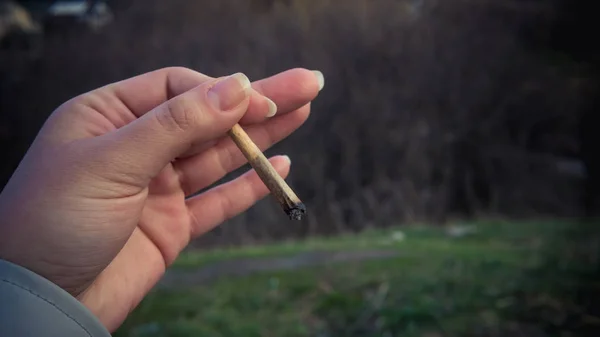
xmin=227 ymin=123 xmax=306 ymax=220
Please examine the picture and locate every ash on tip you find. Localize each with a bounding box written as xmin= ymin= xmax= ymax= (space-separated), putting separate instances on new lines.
xmin=286 ymin=203 xmax=306 ymax=220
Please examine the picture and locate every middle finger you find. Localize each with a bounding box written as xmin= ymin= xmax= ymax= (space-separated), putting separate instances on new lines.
xmin=174 ymin=103 xmax=311 ymax=197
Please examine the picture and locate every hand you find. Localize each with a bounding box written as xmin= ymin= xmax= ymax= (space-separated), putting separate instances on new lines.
xmin=0 ymin=67 xmax=323 ymax=332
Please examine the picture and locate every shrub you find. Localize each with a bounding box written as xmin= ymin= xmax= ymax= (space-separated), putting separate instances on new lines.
xmin=0 ymin=0 xmax=593 ymax=246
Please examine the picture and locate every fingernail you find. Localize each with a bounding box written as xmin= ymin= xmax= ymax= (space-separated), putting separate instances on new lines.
xmin=281 ymin=155 xmax=291 ymax=165
xmin=265 ymin=97 xmax=278 ymax=117
xmin=312 ymin=70 xmax=325 ymax=91
xmin=207 ymin=73 xmax=251 ymax=111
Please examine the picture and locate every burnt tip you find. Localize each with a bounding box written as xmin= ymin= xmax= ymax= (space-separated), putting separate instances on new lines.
xmin=285 ymin=203 xmax=306 ymax=220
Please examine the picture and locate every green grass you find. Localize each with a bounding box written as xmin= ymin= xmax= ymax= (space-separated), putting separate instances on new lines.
xmin=172 ymin=220 xmax=551 ymax=269
xmin=114 ymin=219 xmax=600 ymax=337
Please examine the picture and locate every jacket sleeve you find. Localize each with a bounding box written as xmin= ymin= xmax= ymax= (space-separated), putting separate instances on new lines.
xmin=0 ymin=259 xmax=111 ymax=337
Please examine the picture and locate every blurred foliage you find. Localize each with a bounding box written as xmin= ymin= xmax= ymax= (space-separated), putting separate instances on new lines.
xmin=1 ymin=0 xmax=598 ymax=245
xmin=2 ymin=2 xmax=598 ymax=335
xmin=113 ymin=220 xmax=600 ymax=337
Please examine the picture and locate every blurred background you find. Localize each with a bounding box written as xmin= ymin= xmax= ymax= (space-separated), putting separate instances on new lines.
xmin=1 ymin=0 xmax=599 ymax=336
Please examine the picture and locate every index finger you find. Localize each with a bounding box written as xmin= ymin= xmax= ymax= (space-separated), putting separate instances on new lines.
xmin=247 ymin=68 xmax=323 ymax=122
xmin=101 ymin=67 xmax=212 ymax=117
xmin=98 ymin=67 xmax=322 ymax=123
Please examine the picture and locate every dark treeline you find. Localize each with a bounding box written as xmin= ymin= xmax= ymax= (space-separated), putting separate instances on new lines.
xmin=0 ymin=0 xmax=597 ymax=247
xmin=548 ymin=0 xmax=600 ymax=221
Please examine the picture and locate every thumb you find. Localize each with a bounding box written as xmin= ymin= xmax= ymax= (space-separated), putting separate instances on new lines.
xmin=97 ymin=72 xmax=252 ymax=186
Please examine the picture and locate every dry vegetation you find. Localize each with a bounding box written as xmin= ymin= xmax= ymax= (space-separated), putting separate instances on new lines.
xmin=0 ymin=0 xmax=597 ymax=247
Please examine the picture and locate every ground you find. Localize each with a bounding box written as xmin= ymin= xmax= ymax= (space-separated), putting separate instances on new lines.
xmin=113 ymin=219 xmax=599 ymax=337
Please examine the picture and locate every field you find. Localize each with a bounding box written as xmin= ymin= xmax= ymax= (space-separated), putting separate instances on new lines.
xmin=114 ymin=220 xmax=600 ymax=337
xmin=1 ymin=1 xmax=598 ymax=336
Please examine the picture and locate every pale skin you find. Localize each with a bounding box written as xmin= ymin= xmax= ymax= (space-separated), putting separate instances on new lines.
xmin=0 ymin=67 xmax=323 ymax=332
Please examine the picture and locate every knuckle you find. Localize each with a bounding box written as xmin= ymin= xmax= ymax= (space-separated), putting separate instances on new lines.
xmin=158 ymin=96 xmax=199 ymax=132
xmin=163 ymin=66 xmax=193 ymax=74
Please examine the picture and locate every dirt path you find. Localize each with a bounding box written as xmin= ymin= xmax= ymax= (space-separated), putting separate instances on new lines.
xmin=157 ymin=250 xmax=399 ymax=289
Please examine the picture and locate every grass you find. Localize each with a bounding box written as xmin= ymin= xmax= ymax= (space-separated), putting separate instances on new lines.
xmin=114 ymin=220 xmax=600 ymax=337
xmin=172 ymin=221 xmax=548 ymax=269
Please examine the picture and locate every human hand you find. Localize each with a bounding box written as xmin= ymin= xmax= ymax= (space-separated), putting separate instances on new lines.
xmin=0 ymin=67 xmax=323 ymax=332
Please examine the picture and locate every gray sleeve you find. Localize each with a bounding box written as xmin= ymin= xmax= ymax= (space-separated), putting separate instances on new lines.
xmin=0 ymin=259 xmax=111 ymax=337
